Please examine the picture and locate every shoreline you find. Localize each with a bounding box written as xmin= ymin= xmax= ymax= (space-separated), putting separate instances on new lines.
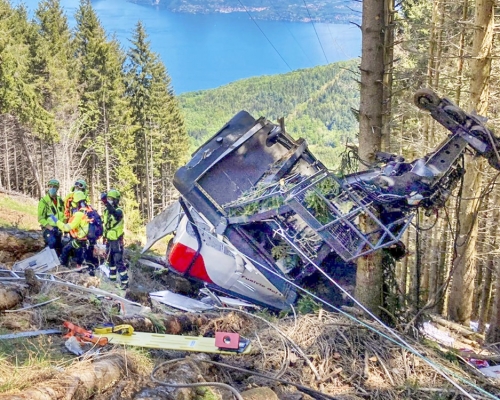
xmin=129 ymin=0 xmax=362 ymax=25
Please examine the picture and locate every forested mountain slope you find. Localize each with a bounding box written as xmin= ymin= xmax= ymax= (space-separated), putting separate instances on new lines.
xmin=131 ymin=0 xmax=362 ymax=24
xmin=179 ymin=59 xmax=360 ymax=168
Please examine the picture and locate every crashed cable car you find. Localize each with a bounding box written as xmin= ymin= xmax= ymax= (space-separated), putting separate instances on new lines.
xmin=143 ymin=89 xmax=500 ymax=310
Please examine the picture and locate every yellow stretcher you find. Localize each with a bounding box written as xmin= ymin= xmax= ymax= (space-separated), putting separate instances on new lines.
xmin=93 ymin=328 xmax=252 ymax=355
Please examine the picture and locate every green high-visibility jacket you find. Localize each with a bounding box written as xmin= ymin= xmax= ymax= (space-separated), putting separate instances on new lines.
xmin=103 ymin=206 xmax=124 ymax=241
xmin=38 ymin=194 xmax=65 ymax=229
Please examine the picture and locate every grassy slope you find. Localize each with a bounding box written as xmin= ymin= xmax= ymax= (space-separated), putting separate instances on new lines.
xmin=0 ymin=193 xmax=38 ymax=230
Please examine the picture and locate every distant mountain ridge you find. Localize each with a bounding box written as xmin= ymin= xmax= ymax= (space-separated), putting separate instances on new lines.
xmin=178 ymin=59 xmax=360 ymax=169
xmin=129 ymin=0 xmax=362 ymax=24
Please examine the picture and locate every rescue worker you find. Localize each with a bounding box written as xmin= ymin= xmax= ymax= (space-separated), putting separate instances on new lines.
xmin=101 ymin=189 xmax=128 ymax=289
xmin=51 ymin=191 xmax=98 ymax=274
xmin=63 ymin=179 xmax=89 ymax=221
xmin=37 ymin=179 xmax=65 ymax=255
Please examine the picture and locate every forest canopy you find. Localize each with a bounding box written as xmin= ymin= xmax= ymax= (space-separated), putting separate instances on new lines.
xmin=178 ymin=59 xmax=360 ymax=168
xmin=0 ymin=0 xmax=360 ymax=226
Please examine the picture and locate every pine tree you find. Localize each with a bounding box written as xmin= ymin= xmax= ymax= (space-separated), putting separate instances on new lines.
xmin=74 ymin=0 xmax=135 ymax=202
xmin=0 ymin=0 xmax=54 ymax=196
xmin=28 ymin=0 xmax=78 ymax=185
xmin=125 ymin=21 xmax=189 ymax=220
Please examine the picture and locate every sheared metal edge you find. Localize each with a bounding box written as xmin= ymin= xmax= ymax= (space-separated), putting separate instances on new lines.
xmin=150 ymin=289 xmax=214 ymax=313
xmin=143 ymin=201 xmax=182 ymax=253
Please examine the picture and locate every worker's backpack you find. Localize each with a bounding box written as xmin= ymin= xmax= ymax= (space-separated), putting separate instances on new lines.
xmin=84 ymin=206 xmax=103 ymax=241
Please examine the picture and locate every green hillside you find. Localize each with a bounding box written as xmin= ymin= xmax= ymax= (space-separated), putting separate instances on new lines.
xmin=133 ymin=0 xmax=362 ymax=24
xmin=179 ymin=59 xmax=360 ymax=168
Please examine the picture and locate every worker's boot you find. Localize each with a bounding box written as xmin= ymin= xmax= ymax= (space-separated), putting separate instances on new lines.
xmin=82 ymin=262 xmax=95 ymax=276
xmin=109 ymin=266 xmax=117 ymax=282
xmin=118 ymin=267 xmax=128 ymax=290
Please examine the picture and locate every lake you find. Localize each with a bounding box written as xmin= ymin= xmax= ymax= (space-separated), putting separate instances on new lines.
xmin=16 ymin=0 xmax=362 ymax=94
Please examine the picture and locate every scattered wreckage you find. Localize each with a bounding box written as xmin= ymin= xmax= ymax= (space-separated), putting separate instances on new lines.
xmin=1 ymin=260 xmax=252 ymax=356
xmin=143 ymin=89 xmax=500 ymax=310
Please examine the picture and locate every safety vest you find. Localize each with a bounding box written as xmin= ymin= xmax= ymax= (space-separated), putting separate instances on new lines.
xmin=64 ymin=190 xmax=90 ymax=220
xmin=103 ymin=207 xmax=124 ymax=241
xmin=57 ymin=208 xmax=89 ymax=240
xmin=38 ymin=194 xmax=65 ymax=228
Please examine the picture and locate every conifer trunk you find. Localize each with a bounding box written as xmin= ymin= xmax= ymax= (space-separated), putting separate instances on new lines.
xmin=17 ymin=124 xmax=43 ymax=198
xmin=478 ymin=252 xmax=494 ymax=332
xmin=355 ymin=0 xmax=386 ymax=315
xmin=448 ymin=0 xmax=493 ymax=324
xmin=381 ymin=0 xmax=394 ymax=151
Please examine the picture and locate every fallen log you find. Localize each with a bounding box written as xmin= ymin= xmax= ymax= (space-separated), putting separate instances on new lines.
xmin=0 ymin=227 xmax=44 ymax=259
xmin=0 ymin=353 xmax=133 ymax=400
xmin=429 ymin=314 xmax=482 ymax=339
xmin=458 ymin=350 xmax=500 ymax=363
xmin=115 ymin=312 xmax=213 ymax=334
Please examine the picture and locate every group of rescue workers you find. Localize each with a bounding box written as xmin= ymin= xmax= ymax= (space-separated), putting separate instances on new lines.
xmin=37 ymin=178 xmax=129 ymax=289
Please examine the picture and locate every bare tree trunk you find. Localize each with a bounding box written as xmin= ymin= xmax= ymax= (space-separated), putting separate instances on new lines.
xmin=486 ymin=258 xmax=500 ymax=342
xmin=39 ymin=139 xmax=45 ymax=186
xmin=478 ymin=253 xmax=494 ymax=332
xmin=455 ymin=1 xmax=469 ymax=103
xmin=381 ymin=0 xmax=394 ymax=152
xmin=355 ymin=0 xmax=386 ymax=316
xmin=15 ymin=120 xmax=43 ymax=197
xmin=14 ymin=144 xmax=19 ymax=191
xmin=426 ymin=219 xmax=444 ymax=312
xmin=144 ymin=129 xmax=152 ymax=221
xmin=486 ymin=190 xmax=500 ymax=341
xmin=104 ymin=132 xmax=110 ymax=191
xmin=432 ymin=218 xmax=449 ymax=314
xmin=396 ymin=226 xmax=410 ymax=306
xmin=52 ymin=141 xmax=56 ymax=180
xmin=3 ymin=123 xmax=11 ymax=190
xmin=150 ymin=130 xmax=154 ymax=216
xmin=411 ymin=217 xmax=423 ymax=311
xmin=448 ymin=0 xmax=493 ymax=324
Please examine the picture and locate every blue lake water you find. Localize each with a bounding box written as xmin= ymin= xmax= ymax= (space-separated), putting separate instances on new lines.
xmin=16 ymin=0 xmax=361 ymax=94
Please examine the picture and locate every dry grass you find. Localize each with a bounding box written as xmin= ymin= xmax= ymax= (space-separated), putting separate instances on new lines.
xmin=1 ymin=291 xmax=499 ymax=399
xmin=0 ymin=273 xmax=155 ymax=396
xmin=0 ymin=335 xmax=74 ymax=392
xmin=0 ymin=193 xmax=38 ymax=230
xmin=198 ymin=310 xmax=500 ymax=400
xmin=0 ymin=244 xmax=498 ymax=399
